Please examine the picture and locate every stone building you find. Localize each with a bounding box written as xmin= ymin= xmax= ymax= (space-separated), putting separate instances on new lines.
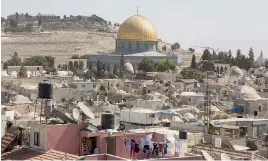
xmin=90 ymin=12 xmax=181 ymax=70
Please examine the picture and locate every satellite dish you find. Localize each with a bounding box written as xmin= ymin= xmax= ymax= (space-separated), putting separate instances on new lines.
xmin=77 ymin=102 xmax=95 ymax=119
xmin=72 ymin=108 xmax=82 ymax=121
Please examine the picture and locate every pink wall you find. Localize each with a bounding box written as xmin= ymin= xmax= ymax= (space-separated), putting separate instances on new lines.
xmin=82 ymin=154 xmax=127 ymax=160
xmin=180 ymin=96 xmax=189 ymax=104
xmin=47 ymin=123 xmax=86 ymax=155
xmin=79 ymin=131 xmax=122 ymax=155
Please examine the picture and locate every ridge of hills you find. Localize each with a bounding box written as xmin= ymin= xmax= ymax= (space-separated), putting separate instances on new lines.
xmin=1 ymin=30 xmax=200 ymax=67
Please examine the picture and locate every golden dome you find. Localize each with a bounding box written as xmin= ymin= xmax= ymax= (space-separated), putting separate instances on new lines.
xmin=117 ymin=14 xmax=157 ymax=41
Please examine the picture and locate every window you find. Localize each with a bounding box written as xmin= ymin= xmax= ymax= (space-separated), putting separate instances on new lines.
xmin=93 ymin=84 xmax=96 ymax=88
xmin=111 ymin=84 xmax=113 ymax=86
xmin=139 ymin=84 xmax=141 ymax=87
xmin=34 ymin=132 xmax=40 ymax=146
xmin=82 ymin=85 xmax=85 ymax=88
xmin=116 ymin=84 xmax=119 ymax=87
xmin=148 ymin=90 xmax=151 ymax=93
xmin=259 ymin=105 xmax=262 ymax=112
xmin=149 ymin=114 xmax=155 ymax=118
xmin=126 ymin=85 xmax=129 ymax=87
xmin=140 ymin=43 xmax=144 ymax=49
xmin=188 ymin=98 xmax=192 ymax=102
xmin=131 ymin=43 xmax=136 ymax=49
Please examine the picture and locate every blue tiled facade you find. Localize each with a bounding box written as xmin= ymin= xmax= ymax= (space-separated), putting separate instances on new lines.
xmin=116 ymin=40 xmax=158 ymax=55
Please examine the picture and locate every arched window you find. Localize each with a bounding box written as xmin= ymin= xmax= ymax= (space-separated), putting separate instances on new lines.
xmin=74 ymin=61 xmax=79 ymax=70
xmin=68 ymin=61 xmax=73 ymax=70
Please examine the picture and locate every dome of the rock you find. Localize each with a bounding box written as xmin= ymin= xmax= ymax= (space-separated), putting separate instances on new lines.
xmin=117 ymin=14 xmax=157 ymax=41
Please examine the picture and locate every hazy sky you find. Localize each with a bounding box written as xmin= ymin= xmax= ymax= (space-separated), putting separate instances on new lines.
xmin=2 ymin=0 xmax=268 ymax=58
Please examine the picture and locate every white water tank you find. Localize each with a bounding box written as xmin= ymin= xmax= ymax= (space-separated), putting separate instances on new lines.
xmin=44 ymin=99 xmax=53 ymax=116
xmin=215 ymin=138 xmax=222 ymax=148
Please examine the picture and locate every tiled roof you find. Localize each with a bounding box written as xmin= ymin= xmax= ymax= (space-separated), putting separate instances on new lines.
xmin=1 ymin=148 xmax=79 ymax=160
xmin=207 ymin=79 xmax=220 ymax=86
xmin=1 ymin=148 xmax=42 ymax=160
xmin=178 ymin=79 xmax=198 ymax=84
xmin=1 ymin=126 xmax=20 ymax=153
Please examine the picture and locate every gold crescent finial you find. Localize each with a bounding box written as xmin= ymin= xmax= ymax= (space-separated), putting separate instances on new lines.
xmin=137 ymin=6 xmax=139 ymax=15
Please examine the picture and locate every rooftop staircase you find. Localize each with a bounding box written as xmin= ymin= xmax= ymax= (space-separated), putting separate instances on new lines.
xmin=1 ymin=126 xmax=20 ymax=153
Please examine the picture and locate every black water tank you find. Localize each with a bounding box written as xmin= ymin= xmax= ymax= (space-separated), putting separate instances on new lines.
xmin=101 ymin=113 xmax=115 ymax=130
xmin=6 ymin=121 xmax=13 ymax=131
xmin=179 ymin=129 xmax=187 ymax=140
xmin=237 ymin=115 xmax=243 ymax=118
xmin=38 ymin=80 xmax=53 ymax=99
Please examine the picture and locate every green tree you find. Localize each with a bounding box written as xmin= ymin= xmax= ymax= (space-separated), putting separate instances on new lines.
xmin=18 ymin=65 xmax=27 ymax=78
xmin=25 ymin=13 xmax=29 ymax=18
xmin=25 ymin=23 xmax=33 ymax=32
xmin=248 ymin=47 xmax=254 ymax=69
xmin=23 ymin=56 xmax=55 ymax=71
xmin=216 ymin=66 xmax=220 ymax=74
xmin=38 ymin=19 xmax=42 ymax=26
xmin=156 ymin=59 xmax=176 ymax=72
xmin=180 ymin=67 xmax=205 ymax=80
xmin=96 ymin=60 xmax=102 ymax=78
xmin=84 ymin=70 xmax=95 ymax=79
xmin=15 ymin=12 xmax=19 ymax=21
xmin=77 ymin=15 xmax=82 ymax=21
xmin=200 ymin=61 xmax=215 ymax=72
xmin=9 ymin=19 xmax=18 ymax=28
xmin=102 ymin=63 xmax=106 ymax=71
xmin=3 ymin=52 xmax=22 ymax=69
xmin=113 ymin=64 xmax=119 ymax=76
xmin=201 ymin=49 xmax=211 ymax=61
xmin=47 ymin=67 xmax=57 ymax=75
xmin=228 ymin=50 xmax=232 ymax=64
xmin=119 ymin=54 xmax=125 ymax=78
xmin=235 ymin=49 xmax=242 ymax=66
xmin=190 ymin=54 xmax=197 ymax=69
xmin=137 ymin=58 xmax=155 ymax=73
xmin=107 ymin=61 xmax=111 ymax=73
xmin=220 ymin=66 xmax=224 ymax=74
xmin=189 ymin=48 xmax=195 ymax=53
xmin=171 ymin=42 xmax=180 ymax=51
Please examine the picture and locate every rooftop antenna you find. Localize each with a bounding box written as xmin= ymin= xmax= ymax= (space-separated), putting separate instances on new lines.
xmin=137 ymin=6 xmax=139 ymax=15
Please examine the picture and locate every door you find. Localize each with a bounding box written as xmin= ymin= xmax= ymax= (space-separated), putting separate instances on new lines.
xmin=106 ymin=137 xmax=116 ymax=155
